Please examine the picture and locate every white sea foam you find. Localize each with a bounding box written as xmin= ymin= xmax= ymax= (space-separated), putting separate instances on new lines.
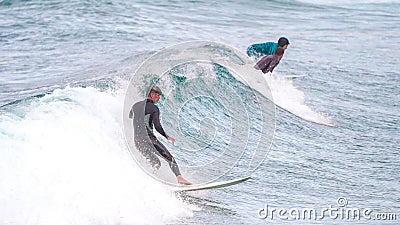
xmin=227 ymin=59 xmax=333 ymax=126
xmin=263 ymin=73 xmax=333 ymax=126
xmin=0 ymin=85 xmax=192 ymax=225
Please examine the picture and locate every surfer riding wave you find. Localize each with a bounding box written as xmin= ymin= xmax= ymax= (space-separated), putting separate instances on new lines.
xmin=129 ymin=86 xmax=192 ymax=185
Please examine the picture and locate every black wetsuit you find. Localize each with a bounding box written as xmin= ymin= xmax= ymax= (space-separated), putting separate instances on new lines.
xmin=129 ymin=99 xmax=181 ymax=176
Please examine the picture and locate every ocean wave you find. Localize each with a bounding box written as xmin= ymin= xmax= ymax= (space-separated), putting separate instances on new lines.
xmin=0 ymin=83 xmax=193 ymax=225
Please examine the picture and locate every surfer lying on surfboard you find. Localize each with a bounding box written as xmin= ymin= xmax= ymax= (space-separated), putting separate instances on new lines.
xmin=254 ymin=46 xmax=285 ymax=74
xmin=129 ymin=86 xmax=192 ymax=185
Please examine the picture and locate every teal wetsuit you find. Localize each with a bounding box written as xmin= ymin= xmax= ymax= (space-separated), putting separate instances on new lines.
xmin=247 ymin=42 xmax=278 ymax=58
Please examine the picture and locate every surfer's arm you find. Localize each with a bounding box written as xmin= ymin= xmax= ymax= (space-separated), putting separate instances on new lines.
xmin=253 ymin=42 xmax=275 ymax=55
xmin=153 ymin=107 xmax=168 ymax=139
xmin=154 ymin=109 xmax=175 ymax=144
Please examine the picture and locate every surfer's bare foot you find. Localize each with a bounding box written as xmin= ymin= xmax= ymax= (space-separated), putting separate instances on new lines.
xmin=177 ymin=175 xmax=192 ymax=185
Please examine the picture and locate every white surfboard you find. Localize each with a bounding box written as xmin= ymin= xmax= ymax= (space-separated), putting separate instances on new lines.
xmin=279 ymin=74 xmax=307 ymax=78
xmin=171 ymin=176 xmax=251 ymax=192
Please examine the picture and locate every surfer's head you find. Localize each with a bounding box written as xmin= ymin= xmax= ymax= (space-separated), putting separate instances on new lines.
xmin=278 ymin=37 xmax=290 ymax=49
xmin=146 ymin=86 xmax=162 ymax=103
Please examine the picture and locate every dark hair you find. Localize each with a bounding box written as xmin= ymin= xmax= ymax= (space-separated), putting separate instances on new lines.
xmin=274 ymin=46 xmax=285 ymax=56
xmin=278 ymin=37 xmax=290 ymax=47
